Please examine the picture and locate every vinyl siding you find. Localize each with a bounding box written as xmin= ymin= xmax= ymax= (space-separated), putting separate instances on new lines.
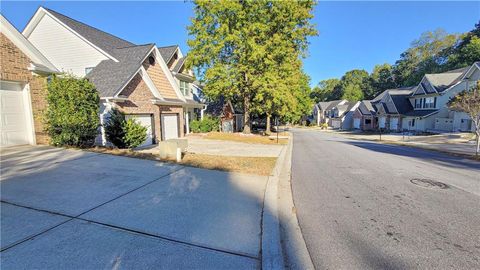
xmin=26 ymin=13 xmax=108 ymax=77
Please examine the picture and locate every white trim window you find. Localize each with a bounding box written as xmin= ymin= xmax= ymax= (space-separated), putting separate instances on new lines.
xmin=180 ymin=80 xmax=190 ymax=96
xmin=424 ymin=97 xmax=436 ymax=109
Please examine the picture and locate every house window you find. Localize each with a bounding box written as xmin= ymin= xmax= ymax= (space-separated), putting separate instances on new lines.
xmin=180 ymin=81 xmax=190 ymax=96
xmin=424 ymin=97 xmax=435 ymax=109
xmin=365 ymin=119 xmax=372 ymax=125
xmin=85 ymin=67 xmax=94 ymax=75
xmin=414 ymin=98 xmax=422 ymax=109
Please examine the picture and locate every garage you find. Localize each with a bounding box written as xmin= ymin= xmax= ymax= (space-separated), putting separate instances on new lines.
xmin=161 ymin=114 xmax=179 ymax=141
xmin=1 ymin=81 xmax=34 ymax=147
xmin=125 ymin=114 xmax=153 ymax=147
xmin=353 ymin=118 xmax=360 ymax=129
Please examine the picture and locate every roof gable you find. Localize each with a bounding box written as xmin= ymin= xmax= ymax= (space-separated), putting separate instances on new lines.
xmin=1 ymin=14 xmax=58 ymax=73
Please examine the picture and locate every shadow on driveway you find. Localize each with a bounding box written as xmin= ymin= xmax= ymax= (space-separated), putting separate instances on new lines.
xmin=343 ymin=140 xmax=480 ymax=171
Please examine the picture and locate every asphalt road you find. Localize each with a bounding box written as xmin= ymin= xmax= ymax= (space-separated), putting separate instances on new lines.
xmin=291 ymin=130 xmax=480 ymax=269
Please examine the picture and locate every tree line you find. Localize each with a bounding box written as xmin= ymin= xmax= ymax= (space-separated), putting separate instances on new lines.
xmin=311 ymin=22 xmax=480 ymax=103
xmin=186 ymin=0 xmax=317 ymax=133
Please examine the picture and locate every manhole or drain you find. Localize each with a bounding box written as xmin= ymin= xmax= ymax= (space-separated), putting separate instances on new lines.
xmin=410 ymin=178 xmax=449 ymax=190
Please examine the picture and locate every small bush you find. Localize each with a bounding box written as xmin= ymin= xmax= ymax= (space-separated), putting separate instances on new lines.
xmin=320 ymin=123 xmax=328 ymax=130
xmin=104 ymin=109 xmax=126 ymax=148
xmin=190 ymin=116 xmax=219 ymax=133
xmin=45 ymin=75 xmax=99 ymax=147
xmin=104 ymin=108 xmax=147 ymax=149
xmin=123 ymin=118 xmax=147 ymax=149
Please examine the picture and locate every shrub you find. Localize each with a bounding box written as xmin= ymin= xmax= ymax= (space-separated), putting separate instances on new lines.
xmin=190 ymin=119 xmax=201 ymax=133
xmin=123 ymin=118 xmax=147 ymax=149
xmin=190 ymin=116 xmax=220 ymax=133
xmin=104 ymin=108 xmax=147 ymax=149
xmin=320 ymin=123 xmax=328 ymax=130
xmin=104 ymin=108 xmax=126 ymax=148
xmin=45 ymin=75 xmax=99 ymax=147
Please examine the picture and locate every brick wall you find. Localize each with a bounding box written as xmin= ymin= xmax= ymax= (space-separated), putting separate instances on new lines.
xmin=142 ymin=53 xmax=179 ymax=99
xmin=0 ymin=33 xmax=50 ymax=144
xmin=117 ymin=74 xmax=184 ymax=142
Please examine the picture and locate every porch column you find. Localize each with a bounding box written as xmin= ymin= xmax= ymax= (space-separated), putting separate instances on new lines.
xmin=200 ymin=106 xmax=205 ymax=120
xmin=185 ymin=110 xmax=190 ymax=135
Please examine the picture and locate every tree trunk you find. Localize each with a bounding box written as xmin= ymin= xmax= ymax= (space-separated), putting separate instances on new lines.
xmin=243 ymin=97 xmax=251 ymax=134
xmin=265 ymin=114 xmax=271 ymax=135
xmin=476 ymin=133 xmax=479 ymax=157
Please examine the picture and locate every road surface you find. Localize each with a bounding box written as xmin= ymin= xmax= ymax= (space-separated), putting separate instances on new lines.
xmin=291 ymin=130 xmax=480 ymax=269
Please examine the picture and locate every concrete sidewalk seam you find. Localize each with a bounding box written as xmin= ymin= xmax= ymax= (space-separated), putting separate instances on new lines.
xmin=0 ymin=166 xmax=184 ymax=252
xmin=1 ymin=200 xmax=260 ymax=261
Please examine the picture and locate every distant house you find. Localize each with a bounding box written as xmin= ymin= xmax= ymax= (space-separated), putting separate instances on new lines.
xmin=329 ymin=101 xmax=360 ymax=130
xmin=312 ymin=101 xmax=333 ymax=126
xmin=353 ymin=100 xmax=377 ymax=131
xmin=403 ymin=65 xmax=477 ymax=132
xmin=372 ymin=87 xmax=415 ymax=132
xmin=205 ymin=97 xmax=244 ymax=132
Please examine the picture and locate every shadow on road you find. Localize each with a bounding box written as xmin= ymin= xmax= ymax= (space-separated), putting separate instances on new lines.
xmin=343 ymin=140 xmax=480 ymax=171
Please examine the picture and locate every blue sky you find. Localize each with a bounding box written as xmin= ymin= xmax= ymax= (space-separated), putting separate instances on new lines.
xmin=2 ymin=1 xmax=479 ymax=86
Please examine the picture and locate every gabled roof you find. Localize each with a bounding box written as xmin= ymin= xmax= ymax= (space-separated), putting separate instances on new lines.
xmin=460 ymin=61 xmax=480 ymax=80
xmin=158 ymin=45 xmax=178 ymax=63
xmin=390 ymin=94 xmax=413 ymax=114
xmin=412 ymin=67 xmax=468 ymax=96
xmin=0 ymin=14 xmax=58 ymax=73
xmin=173 ymin=57 xmax=185 ymax=73
xmin=325 ymin=100 xmax=346 ymax=111
xmin=358 ymin=100 xmax=376 ymax=115
xmin=43 ymin=8 xmax=134 ymax=60
xmin=86 ymin=44 xmax=155 ymax=97
xmin=373 ymin=87 xmax=414 ymax=102
xmin=316 ymin=101 xmax=332 ymax=111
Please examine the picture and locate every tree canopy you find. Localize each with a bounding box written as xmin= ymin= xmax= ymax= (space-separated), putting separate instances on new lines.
xmin=311 ymin=21 xmax=480 ymax=103
xmin=187 ymin=0 xmax=317 ymax=132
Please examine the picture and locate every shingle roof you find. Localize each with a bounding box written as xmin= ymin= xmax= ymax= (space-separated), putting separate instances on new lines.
xmin=412 ymin=67 xmax=469 ymax=96
xmin=45 ymin=8 xmax=134 ymax=59
xmin=325 ymin=100 xmax=345 ymax=111
xmin=173 ymin=57 xmax=185 ymax=73
xmin=157 ymin=45 xmax=178 ymax=63
xmin=403 ymin=109 xmax=438 ymax=118
xmin=391 ymin=94 xmax=413 ymax=114
xmin=86 ymin=44 xmax=154 ymax=97
xmin=316 ymin=101 xmax=332 ymax=111
xmin=358 ymin=100 xmax=375 ymax=115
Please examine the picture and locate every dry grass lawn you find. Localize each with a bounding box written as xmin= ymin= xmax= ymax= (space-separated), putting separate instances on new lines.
xmin=181 ymin=153 xmax=277 ymax=176
xmin=85 ymin=147 xmax=277 ymax=175
xmin=205 ymin=132 xmax=288 ymax=145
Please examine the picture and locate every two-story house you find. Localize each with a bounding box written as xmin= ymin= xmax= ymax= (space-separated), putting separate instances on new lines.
xmin=22 ymin=7 xmax=191 ymax=146
xmin=372 ymin=87 xmax=415 ymax=132
xmin=158 ymin=45 xmax=205 ymax=135
xmin=329 ymin=101 xmax=360 ymax=130
xmin=402 ymin=66 xmax=474 ymax=132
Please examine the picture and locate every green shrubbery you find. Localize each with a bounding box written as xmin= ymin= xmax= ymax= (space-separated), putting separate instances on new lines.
xmin=45 ymin=75 xmax=100 ymax=147
xmin=104 ymin=108 xmax=147 ymax=149
xmin=190 ymin=116 xmax=220 ymax=133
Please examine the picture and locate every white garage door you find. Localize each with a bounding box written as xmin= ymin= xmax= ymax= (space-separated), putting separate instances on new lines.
xmin=1 ymin=81 xmax=33 ymax=147
xmin=332 ymin=120 xmax=341 ymax=129
xmin=390 ymin=117 xmax=399 ymax=131
xmin=353 ymin=118 xmax=360 ymax=129
xmin=161 ymin=114 xmax=179 ymax=141
xmin=125 ymin=114 xmax=153 ymax=147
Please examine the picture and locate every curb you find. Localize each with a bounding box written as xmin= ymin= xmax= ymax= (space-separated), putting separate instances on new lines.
xmin=261 ymin=133 xmax=315 ymax=270
xmin=261 ymin=141 xmax=288 ymax=270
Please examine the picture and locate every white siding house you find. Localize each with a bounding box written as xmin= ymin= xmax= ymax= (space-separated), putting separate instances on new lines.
xmin=23 ymin=10 xmax=110 ymax=77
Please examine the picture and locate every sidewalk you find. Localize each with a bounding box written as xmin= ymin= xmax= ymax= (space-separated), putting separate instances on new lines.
xmin=335 ymin=131 xmax=478 ymax=158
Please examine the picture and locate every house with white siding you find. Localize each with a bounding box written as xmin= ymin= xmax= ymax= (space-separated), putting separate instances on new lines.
xmin=22 ymin=7 xmax=202 ymax=146
xmin=403 ymin=63 xmax=478 ymax=133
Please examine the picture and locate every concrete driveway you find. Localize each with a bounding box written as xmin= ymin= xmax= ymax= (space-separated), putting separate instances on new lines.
xmin=1 ymin=145 xmax=267 ymax=269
